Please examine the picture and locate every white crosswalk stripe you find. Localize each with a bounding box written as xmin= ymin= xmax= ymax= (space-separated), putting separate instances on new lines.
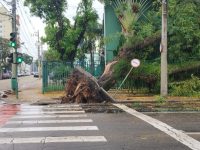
xmin=0 ymin=136 xmax=107 ymax=144
xmin=6 ymin=119 xmax=93 ymax=124
xmin=17 ymin=110 xmax=85 ymax=115
xmin=12 ymin=114 xmax=88 ymax=119
xmin=0 ymin=104 xmax=107 ymax=144
xmin=0 ymin=126 xmax=99 ymax=132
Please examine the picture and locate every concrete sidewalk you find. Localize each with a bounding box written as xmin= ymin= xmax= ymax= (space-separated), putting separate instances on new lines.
xmin=1 ymin=76 xmax=63 ymax=104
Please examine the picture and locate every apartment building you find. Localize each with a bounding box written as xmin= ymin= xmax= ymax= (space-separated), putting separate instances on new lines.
xmin=0 ymin=3 xmax=12 ymax=39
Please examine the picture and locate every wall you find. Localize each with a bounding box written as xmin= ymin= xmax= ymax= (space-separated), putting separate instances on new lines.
xmin=104 ymin=4 xmax=121 ymax=64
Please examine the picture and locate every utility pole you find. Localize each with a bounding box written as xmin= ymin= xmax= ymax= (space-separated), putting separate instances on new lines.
xmin=11 ymin=0 xmax=18 ymax=98
xmin=37 ymin=30 xmax=41 ymax=79
xmin=160 ymin=0 xmax=168 ymax=96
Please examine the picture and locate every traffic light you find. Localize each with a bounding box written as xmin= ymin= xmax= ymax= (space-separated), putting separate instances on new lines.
xmin=7 ymin=53 xmax=13 ymax=63
xmin=9 ymin=32 xmax=17 ymax=48
xmin=17 ymin=52 xmax=23 ymax=64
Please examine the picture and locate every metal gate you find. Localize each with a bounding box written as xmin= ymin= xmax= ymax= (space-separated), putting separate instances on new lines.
xmin=42 ymin=61 xmax=104 ymax=93
xmin=42 ymin=61 xmax=73 ymax=93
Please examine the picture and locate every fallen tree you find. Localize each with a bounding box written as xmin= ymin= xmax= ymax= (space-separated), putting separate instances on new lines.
xmin=61 ymin=67 xmax=115 ymax=103
xmin=61 ymin=33 xmax=161 ymax=103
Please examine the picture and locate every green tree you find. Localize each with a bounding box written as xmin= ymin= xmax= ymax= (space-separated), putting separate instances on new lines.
xmin=25 ymin=0 xmax=68 ymax=60
xmin=0 ymin=38 xmax=12 ymax=69
xmin=168 ymin=0 xmax=200 ymax=63
xmin=64 ymin=0 xmax=99 ymax=62
xmin=25 ymin=0 xmax=99 ymax=62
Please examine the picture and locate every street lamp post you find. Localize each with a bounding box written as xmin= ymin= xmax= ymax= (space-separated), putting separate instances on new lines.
xmin=37 ymin=30 xmax=41 ymax=79
xmin=33 ymin=30 xmax=41 ymax=79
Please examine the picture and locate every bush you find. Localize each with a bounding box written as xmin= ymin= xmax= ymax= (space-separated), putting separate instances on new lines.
xmin=170 ymin=75 xmax=200 ymax=97
xmin=155 ymin=95 xmax=166 ymax=104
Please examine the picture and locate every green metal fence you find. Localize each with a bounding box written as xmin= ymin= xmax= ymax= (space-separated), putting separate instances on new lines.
xmin=74 ymin=61 xmax=104 ymax=77
xmin=42 ymin=61 xmax=104 ymax=93
xmin=42 ymin=61 xmax=73 ymax=93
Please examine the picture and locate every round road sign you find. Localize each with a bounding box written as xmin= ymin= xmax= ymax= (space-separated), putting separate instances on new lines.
xmin=131 ymin=59 xmax=140 ymax=68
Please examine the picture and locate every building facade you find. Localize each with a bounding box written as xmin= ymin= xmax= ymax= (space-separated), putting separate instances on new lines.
xmin=0 ymin=4 xmax=12 ymax=39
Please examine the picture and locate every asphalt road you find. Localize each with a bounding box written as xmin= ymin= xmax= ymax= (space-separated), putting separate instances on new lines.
xmin=0 ymin=104 xmax=199 ymax=150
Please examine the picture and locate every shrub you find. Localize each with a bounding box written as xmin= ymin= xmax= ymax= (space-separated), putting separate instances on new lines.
xmin=170 ymin=75 xmax=200 ymax=97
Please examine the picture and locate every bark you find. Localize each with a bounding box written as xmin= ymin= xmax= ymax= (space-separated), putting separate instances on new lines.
xmin=97 ymin=61 xmax=118 ymax=90
xmin=61 ymin=67 xmax=115 ymax=103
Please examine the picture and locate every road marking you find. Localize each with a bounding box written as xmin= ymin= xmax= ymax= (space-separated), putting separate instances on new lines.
xmin=12 ymin=114 xmax=87 ymax=119
xmin=16 ymin=108 xmax=83 ymax=111
xmin=48 ymin=104 xmax=81 ymax=108
xmin=20 ymin=104 xmax=80 ymax=108
xmin=0 ymin=136 xmax=107 ymax=144
xmin=186 ymin=132 xmax=200 ymax=135
xmin=0 ymin=126 xmax=98 ymax=132
xmin=114 ymin=104 xmax=200 ymax=150
xmin=144 ymin=111 xmax=200 ymax=114
xmin=17 ymin=110 xmax=85 ymax=115
xmin=6 ymin=119 xmax=93 ymax=124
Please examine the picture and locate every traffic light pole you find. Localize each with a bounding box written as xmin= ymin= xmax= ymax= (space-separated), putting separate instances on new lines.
xmin=11 ymin=0 xmax=18 ymax=99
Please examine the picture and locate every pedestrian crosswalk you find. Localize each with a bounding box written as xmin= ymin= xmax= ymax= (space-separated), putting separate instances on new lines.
xmin=0 ymin=104 xmax=107 ymax=145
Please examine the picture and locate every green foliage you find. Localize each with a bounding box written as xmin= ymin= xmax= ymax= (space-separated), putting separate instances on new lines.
xmin=132 ymin=102 xmax=142 ymax=109
xmin=112 ymin=0 xmax=151 ymax=50
xmin=25 ymin=0 xmax=100 ymax=62
xmin=113 ymin=59 xmax=130 ymax=79
xmin=50 ymin=64 xmax=72 ymax=81
xmin=24 ymin=0 xmax=67 ymax=22
xmin=170 ymin=75 xmax=200 ymax=97
xmin=114 ymin=59 xmax=160 ymax=92
xmin=168 ymin=0 xmax=200 ymax=63
xmin=155 ymin=95 xmax=166 ymax=104
xmin=0 ymin=38 xmax=12 ymax=69
xmin=43 ymin=49 xmax=60 ymax=61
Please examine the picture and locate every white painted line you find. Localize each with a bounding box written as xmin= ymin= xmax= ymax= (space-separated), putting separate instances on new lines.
xmin=0 ymin=126 xmax=98 ymax=132
xmin=186 ymin=132 xmax=200 ymax=135
xmin=43 ymin=107 xmax=82 ymax=110
xmin=114 ymin=104 xmax=200 ymax=150
xmin=20 ymin=104 xmax=80 ymax=109
xmin=13 ymin=114 xmax=87 ymax=119
xmin=45 ymin=136 xmax=107 ymax=143
xmin=144 ymin=111 xmax=200 ymax=114
xmin=7 ymin=119 xmax=93 ymax=124
xmin=18 ymin=108 xmax=83 ymax=111
xmin=0 ymin=136 xmax=107 ymax=144
xmin=17 ymin=110 xmax=85 ymax=115
xmin=48 ymin=104 xmax=81 ymax=107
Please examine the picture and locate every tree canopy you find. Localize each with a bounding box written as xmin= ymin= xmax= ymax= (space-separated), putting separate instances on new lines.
xmin=24 ymin=0 xmax=101 ymax=62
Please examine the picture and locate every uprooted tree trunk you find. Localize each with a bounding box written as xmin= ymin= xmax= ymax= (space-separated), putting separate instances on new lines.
xmin=61 ymin=67 xmax=115 ymax=103
xmin=62 ymin=33 xmax=161 ymax=103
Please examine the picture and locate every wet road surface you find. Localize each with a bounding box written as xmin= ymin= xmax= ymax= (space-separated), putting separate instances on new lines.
xmin=0 ymin=104 xmax=199 ymax=150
